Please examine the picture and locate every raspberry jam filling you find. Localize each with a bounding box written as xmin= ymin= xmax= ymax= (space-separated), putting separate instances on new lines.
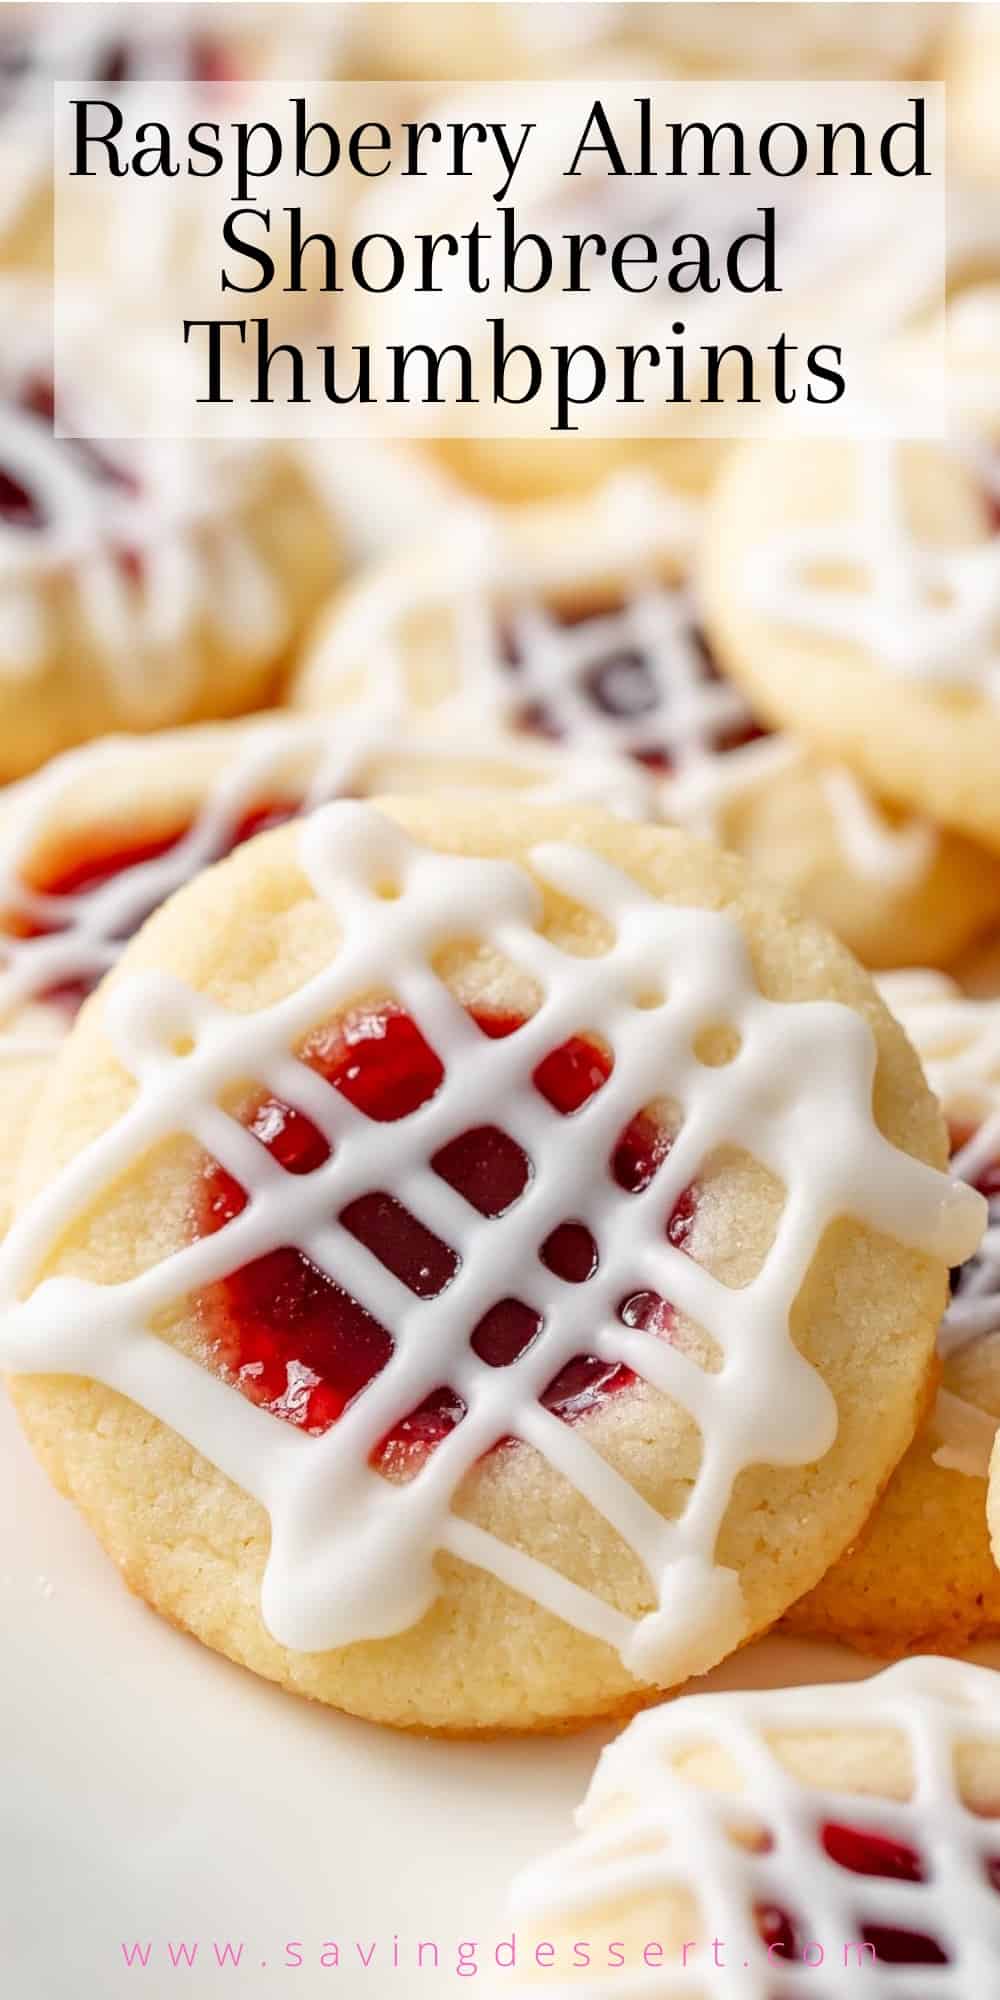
xmin=195 ymin=1002 xmax=697 ymax=1471
xmin=499 ymin=600 xmax=768 ymax=772
xmin=15 ymin=799 xmax=300 ymax=1013
xmin=756 ymin=1818 xmax=1000 ymax=1971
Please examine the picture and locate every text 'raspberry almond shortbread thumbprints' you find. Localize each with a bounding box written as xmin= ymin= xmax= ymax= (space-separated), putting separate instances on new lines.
xmin=787 ymin=973 xmax=1000 ymax=1654
xmin=292 ymin=477 xmax=1000 ymax=970
xmin=0 ymin=282 xmax=338 ymax=780
xmin=508 ymin=1659 xmax=1000 ymax=1992
xmin=0 ymin=713 xmax=649 ymax=1229
xmin=0 ymin=800 xmax=981 ymax=1733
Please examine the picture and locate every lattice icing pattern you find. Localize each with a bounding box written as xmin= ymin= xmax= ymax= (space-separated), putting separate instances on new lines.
xmin=322 ymin=474 xmax=939 ymax=889
xmin=879 ymin=971 xmax=1000 ymax=1481
xmin=749 ymin=441 xmax=1000 ymax=699
xmin=510 ymin=1658 xmax=1000 ymax=1997
xmin=0 ymin=713 xmax=653 ymax=1040
xmin=0 ymin=806 xmax=981 ymax=1680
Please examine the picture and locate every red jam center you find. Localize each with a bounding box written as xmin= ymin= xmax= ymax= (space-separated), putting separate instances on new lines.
xmin=195 ymin=1003 xmax=696 ymax=1471
xmin=757 ymin=1818 xmax=1000 ymax=1972
xmin=16 ymin=800 xmax=301 ymax=1013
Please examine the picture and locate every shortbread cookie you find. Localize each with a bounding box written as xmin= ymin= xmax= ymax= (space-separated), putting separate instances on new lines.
xmin=0 ymin=712 xmax=649 ymax=1227
xmin=510 ymin=1658 xmax=1000 ymax=1990
xmin=292 ymin=478 xmax=1000 ymax=967
xmin=702 ymin=434 xmax=1000 ymax=854
xmin=789 ymin=971 xmax=1000 ymax=1653
xmin=0 ymin=798 xmax=978 ymax=1732
xmin=0 ymin=283 xmax=337 ymax=778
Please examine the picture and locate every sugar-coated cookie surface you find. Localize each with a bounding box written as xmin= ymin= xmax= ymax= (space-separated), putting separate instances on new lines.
xmin=0 ymin=283 xmax=338 ymax=779
xmin=0 ymin=713 xmax=650 ymax=1228
xmin=0 ymin=799 xmax=979 ymax=1733
xmin=509 ymin=1658 xmax=1000 ymax=1992
xmin=788 ymin=972 xmax=1000 ymax=1654
xmin=292 ymin=476 xmax=1000 ymax=968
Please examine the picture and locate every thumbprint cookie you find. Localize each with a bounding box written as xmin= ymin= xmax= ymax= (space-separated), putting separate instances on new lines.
xmin=509 ymin=1658 xmax=1000 ymax=1990
xmin=291 ymin=477 xmax=1000 ymax=969
xmin=0 ymin=799 xmax=979 ymax=1732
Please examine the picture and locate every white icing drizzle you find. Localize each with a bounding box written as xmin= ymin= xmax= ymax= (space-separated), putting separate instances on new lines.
xmin=308 ymin=474 xmax=940 ymax=889
xmin=750 ymin=440 xmax=1000 ymax=699
xmin=0 ymin=712 xmax=655 ymax=1036
xmin=878 ymin=970 xmax=1000 ymax=1479
xmin=510 ymin=1657 xmax=1000 ymax=1998
xmin=0 ymin=805 xmax=980 ymax=1680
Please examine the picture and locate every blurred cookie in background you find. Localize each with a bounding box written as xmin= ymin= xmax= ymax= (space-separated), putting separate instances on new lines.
xmin=0 ymin=2 xmax=259 ymax=270
xmin=509 ymin=1659 xmax=1000 ymax=1987
xmin=1 ymin=2 xmax=366 ymax=334
xmin=360 ymin=1 xmax=948 ymax=81
xmin=701 ymin=188 xmax=1000 ymax=859
xmin=643 ymin=0 xmax=949 ymax=77
xmin=788 ymin=971 xmax=1000 ymax=1655
xmin=356 ymin=0 xmax=652 ymax=79
xmin=885 ymin=192 xmax=1000 ymax=443
xmin=944 ymin=2 xmax=1000 ymax=184
xmin=291 ymin=473 xmax=1000 ymax=968
xmin=701 ymin=433 xmax=1000 ymax=859
xmin=0 ymin=280 xmax=340 ymax=778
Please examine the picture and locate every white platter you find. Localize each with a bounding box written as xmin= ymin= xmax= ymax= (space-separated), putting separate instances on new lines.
xmin=6 ymin=1382 xmax=998 ymax=1999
